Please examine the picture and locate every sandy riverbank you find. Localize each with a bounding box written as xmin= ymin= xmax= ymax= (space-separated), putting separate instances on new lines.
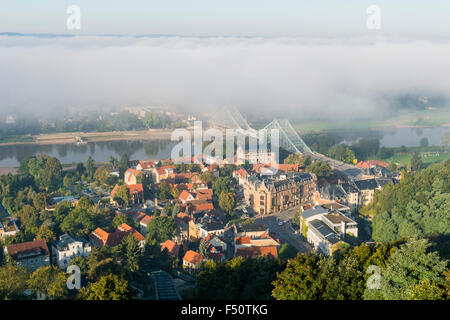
xmin=0 ymin=167 xmax=18 ymax=176
xmin=0 ymin=129 xmax=185 ymax=147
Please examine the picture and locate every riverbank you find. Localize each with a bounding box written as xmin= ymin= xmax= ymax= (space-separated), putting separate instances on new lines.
xmin=0 ymin=129 xmax=182 ymax=147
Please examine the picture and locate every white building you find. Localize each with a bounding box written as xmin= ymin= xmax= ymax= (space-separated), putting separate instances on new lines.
xmin=52 ymin=234 xmax=91 ymax=270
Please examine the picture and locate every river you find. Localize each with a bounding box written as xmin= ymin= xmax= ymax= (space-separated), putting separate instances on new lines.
xmin=0 ymin=127 xmax=448 ymax=168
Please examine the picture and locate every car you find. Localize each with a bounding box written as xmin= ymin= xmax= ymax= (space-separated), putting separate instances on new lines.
xmin=278 ymin=221 xmax=283 ymax=226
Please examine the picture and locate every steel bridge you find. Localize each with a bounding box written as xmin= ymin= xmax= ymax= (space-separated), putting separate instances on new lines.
xmin=208 ymin=107 xmax=362 ymax=179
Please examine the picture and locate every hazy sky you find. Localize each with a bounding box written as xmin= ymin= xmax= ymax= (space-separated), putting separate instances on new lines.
xmin=0 ymin=2 xmax=449 ymax=121
xmin=1 ymin=0 xmax=450 ymax=37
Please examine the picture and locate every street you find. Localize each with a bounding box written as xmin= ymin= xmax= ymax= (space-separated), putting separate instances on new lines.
xmin=254 ymin=206 xmax=313 ymax=254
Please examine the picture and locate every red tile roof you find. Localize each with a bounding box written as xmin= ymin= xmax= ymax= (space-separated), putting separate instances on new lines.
xmin=161 ymin=240 xmax=180 ymax=256
xmin=183 ymin=250 xmax=204 ymax=264
xmin=236 ymin=246 xmax=278 ymax=259
xmin=179 ymin=190 xmax=193 ymax=201
xmin=6 ymin=240 xmax=49 ymax=260
xmin=140 ymin=215 xmax=152 ymax=226
xmin=235 ymin=236 xmax=251 ymax=245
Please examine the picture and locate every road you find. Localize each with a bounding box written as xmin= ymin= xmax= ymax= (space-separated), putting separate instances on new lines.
xmin=254 ymin=206 xmax=313 ymax=254
xmin=310 ymin=152 xmax=362 ymax=179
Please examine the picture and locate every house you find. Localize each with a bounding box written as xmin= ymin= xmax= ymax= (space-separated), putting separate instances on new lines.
xmin=300 ymin=205 xmax=358 ymax=239
xmin=89 ymin=224 xmax=145 ymax=248
xmin=152 ymin=165 xmax=176 ymax=183
xmin=235 ymin=246 xmax=279 ymax=259
xmin=234 ymin=223 xmax=269 ymax=239
xmin=234 ymin=233 xmax=280 ymax=256
xmin=197 ymin=221 xmax=226 ymax=238
xmin=183 ymin=250 xmax=204 ymax=271
xmin=52 ymin=234 xmax=91 ymax=270
xmin=124 ymin=168 xmax=141 ymax=185
xmin=241 ymin=171 xmax=317 ymax=215
xmin=203 ymin=234 xmax=227 ymax=253
xmin=4 ymin=240 xmax=50 ymax=271
xmin=306 ymin=219 xmax=342 ymax=256
xmin=353 ymin=179 xmax=379 ymax=207
xmin=139 ymin=215 xmax=153 ymax=236
xmin=110 ymin=184 xmax=144 ymax=206
xmin=321 ymin=212 xmax=358 ymax=238
xmin=136 ymin=160 xmax=157 ymax=171
xmin=161 ymin=239 xmax=180 ymax=257
xmin=179 ymin=190 xmax=196 ymax=203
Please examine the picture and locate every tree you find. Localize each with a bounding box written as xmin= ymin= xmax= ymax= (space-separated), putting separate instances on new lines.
xmin=306 ymin=160 xmax=332 ymax=178
xmin=28 ymin=266 xmax=68 ymax=300
xmin=158 ymin=181 xmax=172 ymax=200
xmin=419 ymin=137 xmax=429 ymax=148
xmin=278 ymin=244 xmax=298 ymax=260
xmin=408 ymin=279 xmax=445 ymax=300
xmin=218 ymin=191 xmax=236 ymax=215
xmin=186 ymin=257 xmax=285 ymax=300
xmin=212 ymin=176 xmax=233 ymax=197
xmin=409 ymin=152 xmax=423 ymax=172
xmin=86 ymin=156 xmax=95 ymax=179
xmin=442 ymin=132 xmax=450 ymax=147
xmin=113 ymin=185 xmax=129 ymax=206
xmin=272 ymin=253 xmax=323 ymax=300
xmin=0 ymin=263 xmax=30 ymax=299
xmin=146 ymin=216 xmax=175 ymax=243
xmin=118 ymin=152 xmax=129 ymax=177
xmin=36 ymin=224 xmax=56 ymax=243
xmin=366 ymin=238 xmax=448 ymax=300
xmin=94 ymin=166 xmax=112 ymax=185
xmin=120 ymin=234 xmax=142 ymax=274
xmin=200 ymin=171 xmax=216 ymax=186
xmin=112 ymin=214 xmax=132 ymax=229
xmin=78 ymin=274 xmax=135 ymax=300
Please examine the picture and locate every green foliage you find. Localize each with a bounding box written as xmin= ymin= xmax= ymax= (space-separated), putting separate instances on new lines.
xmin=365 ymin=160 xmax=450 ymax=242
xmin=146 ymin=216 xmax=175 ymax=243
xmin=78 ymin=274 xmax=135 ymax=300
xmin=157 ymin=181 xmax=172 ymax=200
xmin=20 ymin=155 xmax=63 ymax=191
xmin=119 ymin=234 xmax=143 ymax=274
xmin=272 ymin=243 xmax=395 ymax=300
xmin=28 ymin=266 xmax=68 ymax=300
xmin=212 ymin=176 xmax=233 ymax=196
xmin=365 ymin=238 xmax=448 ymax=300
xmin=306 ymin=159 xmax=332 ymax=178
xmin=186 ymin=257 xmax=285 ymax=300
xmin=408 ymin=279 xmax=445 ymax=300
xmin=0 ymin=262 xmax=30 ymax=299
xmin=409 ymin=152 xmax=423 ymax=171
xmin=200 ymin=171 xmax=216 ymax=187
xmin=328 ymin=144 xmax=356 ymax=163
xmin=113 ymin=185 xmax=130 ymax=206
xmin=278 ymin=244 xmax=298 ymax=260
xmin=218 ymin=191 xmax=236 ymax=215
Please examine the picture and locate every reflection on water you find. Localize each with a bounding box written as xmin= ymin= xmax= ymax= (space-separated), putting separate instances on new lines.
xmin=0 ymin=127 xmax=448 ymax=167
xmin=0 ymin=140 xmax=176 ymax=167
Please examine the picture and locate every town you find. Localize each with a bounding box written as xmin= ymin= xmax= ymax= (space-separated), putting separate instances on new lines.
xmin=0 ymin=130 xmax=406 ymax=300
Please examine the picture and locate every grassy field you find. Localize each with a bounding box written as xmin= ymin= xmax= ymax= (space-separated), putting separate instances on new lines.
xmin=373 ymin=148 xmax=450 ymax=167
xmin=292 ymin=109 xmax=450 ymax=133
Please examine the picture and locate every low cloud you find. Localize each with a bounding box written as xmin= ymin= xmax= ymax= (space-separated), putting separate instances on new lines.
xmin=0 ymin=35 xmax=449 ymax=121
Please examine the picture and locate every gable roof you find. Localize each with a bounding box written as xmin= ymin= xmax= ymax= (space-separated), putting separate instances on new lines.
xmin=183 ymin=250 xmax=204 ymax=264
xmin=161 ymin=239 xmax=180 ymax=256
xmin=236 ymin=246 xmax=278 ymax=259
xmin=6 ymin=240 xmax=49 ymax=260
